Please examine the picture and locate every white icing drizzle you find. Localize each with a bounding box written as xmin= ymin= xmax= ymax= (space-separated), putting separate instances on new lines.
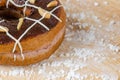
xmin=13 ymin=54 xmax=17 ymax=61
xmin=0 ymin=20 xmax=5 ymax=24
xmin=0 ymin=20 xmax=24 ymax=60
xmin=6 ymin=0 xmax=25 ymax=8
xmin=25 ymin=17 xmax=50 ymax=30
xmin=6 ymin=0 xmax=10 ymax=8
xmin=23 ymin=0 xmax=29 ymax=16
xmin=0 ymin=0 xmax=62 ymax=61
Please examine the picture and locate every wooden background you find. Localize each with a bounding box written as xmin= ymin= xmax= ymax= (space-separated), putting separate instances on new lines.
xmin=0 ymin=0 xmax=120 ymax=80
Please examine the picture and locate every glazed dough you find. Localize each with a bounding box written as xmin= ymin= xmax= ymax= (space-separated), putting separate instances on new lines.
xmin=0 ymin=0 xmax=120 ymax=80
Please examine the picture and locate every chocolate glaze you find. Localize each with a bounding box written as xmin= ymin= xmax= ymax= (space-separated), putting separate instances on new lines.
xmin=0 ymin=0 xmax=61 ymax=44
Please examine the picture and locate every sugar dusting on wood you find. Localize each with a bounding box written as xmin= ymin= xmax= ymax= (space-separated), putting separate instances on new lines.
xmin=0 ymin=0 xmax=120 ymax=80
xmin=94 ymin=2 xmax=99 ymax=6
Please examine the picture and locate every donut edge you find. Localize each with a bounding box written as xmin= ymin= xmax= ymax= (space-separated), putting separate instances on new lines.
xmin=0 ymin=6 xmax=66 ymax=66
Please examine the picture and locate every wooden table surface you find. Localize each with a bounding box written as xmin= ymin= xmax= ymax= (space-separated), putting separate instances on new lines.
xmin=0 ymin=0 xmax=120 ymax=80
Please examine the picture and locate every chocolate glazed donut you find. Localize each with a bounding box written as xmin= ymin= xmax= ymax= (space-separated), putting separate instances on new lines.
xmin=0 ymin=0 xmax=66 ymax=66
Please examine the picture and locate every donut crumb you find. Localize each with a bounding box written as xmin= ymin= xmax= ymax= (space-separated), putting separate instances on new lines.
xmin=17 ymin=18 xmax=24 ymax=30
xmin=38 ymin=7 xmax=51 ymax=19
xmin=29 ymin=0 xmax=36 ymax=4
xmin=47 ymin=0 xmax=58 ymax=8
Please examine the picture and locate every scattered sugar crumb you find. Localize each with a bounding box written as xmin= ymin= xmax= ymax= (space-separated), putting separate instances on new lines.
xmin=108 ymin=44 xmax=120 ymax=52
xmin=94 ymin=2 xmax=99 ymax=6
xmin=104 ymin=1 xmax=108 ymax=5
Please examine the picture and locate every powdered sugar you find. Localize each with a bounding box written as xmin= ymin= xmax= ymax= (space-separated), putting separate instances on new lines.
xmin=94 ymin=2 xmax=99 ymax=6
xmin=103 ymin=1 xmax=108 ymax=5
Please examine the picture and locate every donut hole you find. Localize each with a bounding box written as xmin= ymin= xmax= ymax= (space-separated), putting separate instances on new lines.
xmin=0 ymin=8 xmax=23 ymax=20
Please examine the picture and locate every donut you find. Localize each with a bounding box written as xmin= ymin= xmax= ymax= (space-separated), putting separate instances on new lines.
xmin=0 ymin=0 xmax=66 ymax=66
